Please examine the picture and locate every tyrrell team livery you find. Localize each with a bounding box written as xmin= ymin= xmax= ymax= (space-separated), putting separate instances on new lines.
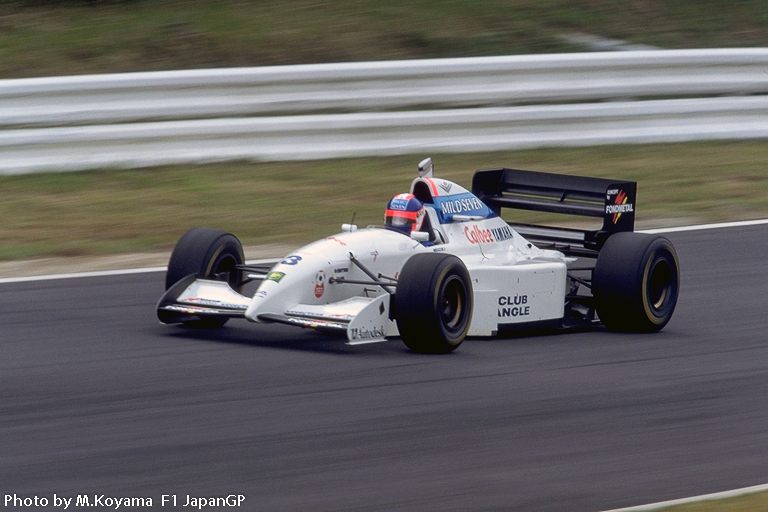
xmin=157 ymin=158 xmax=680 ymax=353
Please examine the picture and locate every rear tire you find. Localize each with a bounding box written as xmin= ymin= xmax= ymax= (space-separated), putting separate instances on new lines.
xmin=394 ymin=254 xmax=473 ymax=353
xmin=593 ymin=232 xmax=679 ymax=332
xmin=165 ymin=227 xmax=245 ymax=328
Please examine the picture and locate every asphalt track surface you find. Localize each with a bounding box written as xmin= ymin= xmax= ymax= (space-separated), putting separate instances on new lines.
xmin=2 ymin=225 xmax=767 ymax=512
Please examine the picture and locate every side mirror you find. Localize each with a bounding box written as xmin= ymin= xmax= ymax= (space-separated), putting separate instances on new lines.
xmin=410 ymin=231 xmax=429 ymax=242
xmin=341 ymin=223 xmax=358 ymax=232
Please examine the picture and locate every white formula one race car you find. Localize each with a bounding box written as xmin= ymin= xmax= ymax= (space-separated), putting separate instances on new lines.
xmin=157 ymin=158 xmax=680 ymax=353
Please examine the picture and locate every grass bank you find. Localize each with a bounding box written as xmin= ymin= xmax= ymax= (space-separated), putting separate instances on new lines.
xmin=1 ymin=0 xmax=768 ymax=78
xmin=2 ymin=140 xmax=768 ymax=261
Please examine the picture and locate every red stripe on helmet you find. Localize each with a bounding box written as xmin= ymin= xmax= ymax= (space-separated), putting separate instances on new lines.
xmin=385 ymin=209 xmax=420 ymax=220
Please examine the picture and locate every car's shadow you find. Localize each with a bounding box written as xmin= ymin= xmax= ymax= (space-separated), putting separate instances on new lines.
xmin=156 ymin=318 xmax=610 ymax=357
xmin=158 ymin=322 xmax=413 ymax=356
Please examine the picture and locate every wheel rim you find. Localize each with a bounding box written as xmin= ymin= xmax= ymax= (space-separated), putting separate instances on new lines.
xmin=647 ymin=257 xmax=674 ymax=314
xmin=440 ymin=275 xmax=467 ymax=333
xmin=211 ymin=253 xmax=240 ymax=288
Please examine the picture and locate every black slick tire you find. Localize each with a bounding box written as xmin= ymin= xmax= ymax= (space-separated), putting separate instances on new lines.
xmin=593 ymin=232 xmax=680 ymax=333
xmin=394 ymin=253 xmax=473 ymax=354
xmin=165 ymin=227 xmax=245 ymax=328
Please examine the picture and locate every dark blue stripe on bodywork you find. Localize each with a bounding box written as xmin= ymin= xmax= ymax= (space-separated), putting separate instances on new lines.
xmin=432 ymin=193 xmax=498 ymax=224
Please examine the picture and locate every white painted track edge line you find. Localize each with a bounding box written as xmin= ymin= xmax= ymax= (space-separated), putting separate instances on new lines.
xmin=0 ymin=265 xmax=167 ymax=284
xmin=639 ymin=218 xmax=768 ymax=234
xmin=0 ymin=258 xmax=280 ymax=284
xmin=1 ymin=219 xmax=766 ymax=284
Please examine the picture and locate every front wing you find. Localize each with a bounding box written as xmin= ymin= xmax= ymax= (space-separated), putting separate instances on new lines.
xmin=157 ymin=276 xmax=392 ymax=344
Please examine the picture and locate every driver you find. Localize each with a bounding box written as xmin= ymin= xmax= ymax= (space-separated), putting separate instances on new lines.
xmin=384 ymin=193 xmax=425 ymax=236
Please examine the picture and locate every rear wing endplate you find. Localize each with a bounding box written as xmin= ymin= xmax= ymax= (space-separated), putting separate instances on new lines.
xmin=472 ymin=168 xmax=636 ymax=256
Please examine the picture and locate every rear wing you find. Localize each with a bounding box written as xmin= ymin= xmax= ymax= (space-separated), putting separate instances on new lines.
xmin=472 ymin=168 xmax=636 ymax=257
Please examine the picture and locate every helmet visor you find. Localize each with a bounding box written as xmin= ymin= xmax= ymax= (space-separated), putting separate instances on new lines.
xmin=385 ymin=209 xmax=419 ymax=228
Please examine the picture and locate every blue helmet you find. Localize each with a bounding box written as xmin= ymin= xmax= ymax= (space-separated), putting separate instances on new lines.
xmin=385 ymin=193 xmax=425 ymax=235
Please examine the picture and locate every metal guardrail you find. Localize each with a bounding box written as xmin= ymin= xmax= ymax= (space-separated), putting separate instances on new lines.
xmin=2 ymin=49 xmax=768 ymax=173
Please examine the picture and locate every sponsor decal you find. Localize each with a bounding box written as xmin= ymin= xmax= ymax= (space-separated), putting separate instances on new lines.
xmin=388 ymin=196 xmax=410 ymax=210
xmin=440 ymin=195 xmax=486 ymax=216
xmin=605 ymin=188 xmax=634 ymax=224
xmin=370 ymin=250 xmax=379 ymax=262
xmin=285 ymin=309 xmax=354 ymax=321
xmin=284 ymin=317 xmax=347 ymax=330
xmin=465 ymin=224 xmax=494 ymax=244
xmin=267 ymin=271 xmax=286 ymax=283
xmin=439 ymin=181 xmax=453 ymax=193
xmin=314 ymin=270 xmax=326 ymax=298
xmin=334 ymin=267 xmax=349 ymax=274
xmin=491 ymin=225 xmax=514 ymax=242
xmin=184 ymin=298 xmax=247 ymax=310
xmin=465 ymin=223 xmax=515 ymax=245
xmin=256 ymin=290 xmax=268 ymax=298
xmin=349 ymin=325 xmax=387 ymax=341
xmin=498 ymin=295 xmax=530 ymax=317
xmin=432 ymin=192 xmax=496 ymax=222
xmin=166 ymin=304 xmax=211 ymax=313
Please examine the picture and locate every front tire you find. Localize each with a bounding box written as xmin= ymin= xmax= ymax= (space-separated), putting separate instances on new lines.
xmin=165 ymin=227 xmax=245 ymax=328
xmin=593 ymin=232 xmax=680 ymax=333
xmin=394 ymin=254 xmax=473 ymax=353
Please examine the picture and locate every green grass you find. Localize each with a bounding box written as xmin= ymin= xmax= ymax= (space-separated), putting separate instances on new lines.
xmin=2 ymin=141 xmax=768 ymax=261
xmin=2 ymin=0 xmax=768 ymax=78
